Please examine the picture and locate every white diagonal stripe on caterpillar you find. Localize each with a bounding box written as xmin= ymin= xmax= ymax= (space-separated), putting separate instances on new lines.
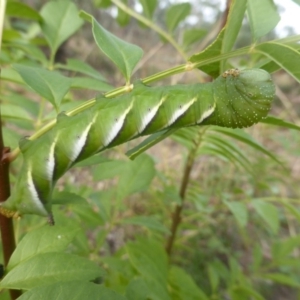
xmin=168 ymin=97 xmax=197 ymax=126
xmin=69 ymin=120 xmax=95 ymax=163
xmin=46 ymin=136 xmax=57 ymax=181
xmin=138 ymin=96 xmax=166 ymax=133
xmin=27 ymin=165 xmax=49 ymax=216
xmin=197 ymin=103 xmax=216 ymax=124
xmin=104 ymin=102 xmax=133 ymax=146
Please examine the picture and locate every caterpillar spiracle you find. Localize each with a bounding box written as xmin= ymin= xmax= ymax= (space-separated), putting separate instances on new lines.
xmin=0 ymin=68 xmax=275 ymax=224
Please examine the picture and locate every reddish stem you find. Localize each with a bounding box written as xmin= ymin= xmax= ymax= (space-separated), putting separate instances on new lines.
xmin=0 ymin=105 xmax=21 ymax=299
xmin=165 ymin=129 xmax=204 ymax=256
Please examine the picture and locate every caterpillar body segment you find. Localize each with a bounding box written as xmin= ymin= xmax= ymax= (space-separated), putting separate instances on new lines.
xmin=0 ymin=69 xmax=275 ymax=223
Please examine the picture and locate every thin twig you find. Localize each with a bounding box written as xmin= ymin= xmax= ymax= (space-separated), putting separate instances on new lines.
xmin=165 ymin=128 xmax=206 ymax=256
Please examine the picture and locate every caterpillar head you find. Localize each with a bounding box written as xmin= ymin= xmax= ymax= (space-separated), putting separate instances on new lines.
xmin=204 ymin=68 xmax=275 ymax=128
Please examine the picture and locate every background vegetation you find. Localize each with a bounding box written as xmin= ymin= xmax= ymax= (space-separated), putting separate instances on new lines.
xmin=0 ymin=0 xmax=300 ymax=299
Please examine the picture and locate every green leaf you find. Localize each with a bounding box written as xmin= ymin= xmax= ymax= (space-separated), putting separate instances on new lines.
xmin=223 ymin=200 xmax=248 ymax=227
xmin=117 ymin=154 xmax=155 ymax=199
xmin=172 ymin=127 xmax=199 ymax=150
xmin=116 ymin=0 xmax=130 ymax=26
xmin=2 ymin=127 xmax=20 ymax=149
xmin=7 ymin=225 xmax=80 ymax=270
xmin=252 ymin=199 xmax=279 ymax=234
xmin=89 ymin=190 xmax=114 ymax=224
xmin=126 ymin=128 xmax=177 ymax=159
xmin=93 ymin=0 xmax=112 ymax=8
xmin=272 ymin=236 xmax=300 ymax=261
xmin=3 ymin=94 xmax=39 ymax=116
xmin=127 ymin=239 xmax=169 ymax=298
xmin=259 ymin=59 xmax=281 ymax=74
xmin=211 ymin=127 xmax=283 ymax=166
xmin=75 ymin=155 xmax=111 ymax=167
xmin=189 ymin=0 xmax=247 ymax=76
xmin=163 ymin=185 xmax=182 ymax=205
xmin=165 ymin=3 xmax=191 ymax=32
xmin=198 ymin=145 xmax=234 ymax=165
xmin=6 ymin=42 xmax=48 ymax=64
xmin=261 ymin=273 xmax=300 ymax=287
xmin=0 ymin=253 xmax=103 ymax=290
xmin=183 ymin=29 xmax=206 ymax=48
xmin=280 ymin=200 xmax=300 ymax=223
xmin=143 ymin=279 xmax=171 ymax=300
xmin=130 ymin=276 xmax=193 ymax=300
xmin=139 ymin=0 xmax=157 ymax=19
xmin=80 ymin=11 xmax=143 ymax=82
xmin=169 ymin=266 xmax=209 ymax=300
xmin=252 ymin=244 xmax=263 ymax=272
xmin=121 ymin=216 xmax=170 ymax=234
xmin=126 ymin=278 xmax=152 ymax=300
xmin=0 ymin=104 xmax=32 ymax=121
xmin=207 ymin=265 xmax=219 ymax=293
xmin=203 ymin=134 xmax=253 ymax=174
xmin=56 ymin=59 xmax=106 ymax=80
xmin=40 ymin=0 xmax=84 ymax=55
xmin=229 ymin=257 xmax=242 ymax=285
xmin=247 ymin=0 xmax=280 ymax=41
xmin=6 ymin=1 xmax=42 ymax=21
xmin=1 ymin=68 xmax=23 ymax=83
xmin=51 ymin=191 xmax=88 ymax=205
xmin=70 ymin=77 xmax=112 ymax=92
xmin=222 ymin=0 xmax=247 ymax=54
xmin=261 ymin=116 xmax=300 ymax=131
xmin=200 ymin=134 xmax=254 ymax=173
xmin=17 ymin=281 xmax=126 ymax=300
xmin=255 ymin=42 xmax=300 ymax=83
xmin=13 ymin=65 xmax=71 ymax=108
xmin=92 ymin=160 xmax=129 ymax=181
xmin=209 ymin=260 xmax=229 ymax=283
xmin=2 ymin=29 xmax=21 ymax=41
xmin=230 ymin=286 xmax=265 ymax=300
xmin=189 ymin=29 xmax=225 ymax=78
xmin=198 ymin=146 xmax=232 ymax=170
xmin=0 ymin=290 xmax=9 ymax=300
xmin=72 ymin=205 xmax=105 ymax=227
xmin=79 ymin=10 xmax=93 ymax=22
xmin=91 ymin=17 xmax=143 ymax=82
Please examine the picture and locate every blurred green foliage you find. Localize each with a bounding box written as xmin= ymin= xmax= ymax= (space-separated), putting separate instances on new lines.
xmin=1 ymin=0 xmax=300 ymax=299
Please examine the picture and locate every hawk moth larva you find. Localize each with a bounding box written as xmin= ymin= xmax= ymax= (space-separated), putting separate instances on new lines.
xmin=0 ymin=68 xmax=275 ymax=224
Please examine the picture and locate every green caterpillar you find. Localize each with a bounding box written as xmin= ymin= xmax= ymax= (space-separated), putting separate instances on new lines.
xmin=0 ymin=69 xmax=275 ymax=224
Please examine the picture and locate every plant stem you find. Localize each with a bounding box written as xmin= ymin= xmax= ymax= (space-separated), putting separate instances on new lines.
xmin=0 ymin=0 xmax=21 ymax=298
xmin=0 ymin=104 xmax=21 ymax=300
xmin=165 ymin=128 xmax=207 ymax=256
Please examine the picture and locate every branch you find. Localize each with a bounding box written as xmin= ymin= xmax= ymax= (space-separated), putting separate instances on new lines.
xmin=165 ymin=128 xmax=206 ymax=256
xmin=0 ymin=1 xmax=21 ymax=297
xmin=0 ymin=92 xmax=21 ymax=300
